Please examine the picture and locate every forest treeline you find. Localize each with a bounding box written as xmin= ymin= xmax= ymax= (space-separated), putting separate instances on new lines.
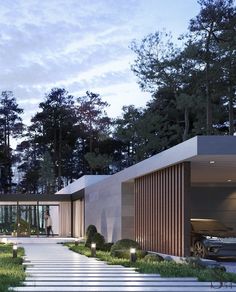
xmin=0 ymin=0 xmax=235 ymax=194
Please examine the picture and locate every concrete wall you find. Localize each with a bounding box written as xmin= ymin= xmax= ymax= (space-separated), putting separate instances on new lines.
xmin=85 ymin=176 xmax=122 ymax=243
xmin=191 ymin=186 xmax=236 ymax=231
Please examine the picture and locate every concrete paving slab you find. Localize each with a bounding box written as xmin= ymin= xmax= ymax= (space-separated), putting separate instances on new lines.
xmin=25 ymin=277 xmax=197 ymax=281
xmin=23 ymin=281 xmax=218 ymax=287
xmin=11 ymin=286 xmax=236 ymax=291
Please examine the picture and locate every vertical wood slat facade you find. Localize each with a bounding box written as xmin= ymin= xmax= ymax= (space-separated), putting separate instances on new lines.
xmin=134 ymin=162 xmax=191 ymax=257
xmin=73 ymin=199 xmax=85 ymax=238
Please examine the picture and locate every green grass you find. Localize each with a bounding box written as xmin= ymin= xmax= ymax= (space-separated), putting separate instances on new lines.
xmin=0 ymin=243 xmax=25 ymax=292
xmin=65 ymin=242 xmax=236 ymax=283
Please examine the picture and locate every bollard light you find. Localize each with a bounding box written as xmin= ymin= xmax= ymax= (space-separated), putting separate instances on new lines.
xmin=74 ymin=239 xmax=79 ymax=246
xmin=2 ymin=238 xmax=8 ymax=244
xmin=13 ymin=244 xmax=18 ymax=258
xmin=130 ymin=248 xmax=137 ymax=263
xmin=91 ymin=242 xmax=96 ymax=257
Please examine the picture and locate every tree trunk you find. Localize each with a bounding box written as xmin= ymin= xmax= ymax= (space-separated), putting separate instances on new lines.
xmin=205 ymin=22 xmax=214 ymax=135
xmin=228 ymin=85 xmax=234 ymax=135
xmin=58 ymin=122 xmax=62 ymax=190
xmin=183 ymin=107 xmax=190 ymax=141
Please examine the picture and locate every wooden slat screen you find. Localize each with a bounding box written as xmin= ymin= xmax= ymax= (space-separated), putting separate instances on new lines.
xmin=134 ymin=162 xmax=190 ymax=257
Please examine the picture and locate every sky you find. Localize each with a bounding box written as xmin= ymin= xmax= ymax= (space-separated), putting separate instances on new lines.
xmin=0 ymin=0 xmax=201 ymax=125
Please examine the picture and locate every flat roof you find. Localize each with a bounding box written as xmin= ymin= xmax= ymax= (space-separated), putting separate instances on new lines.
xmin=56 ymin=135 xmax=236 ymax=193
xmin=56 ymin=175 xmax=110 ymax=195
xmin=105 ymin=135 xmax=236 ymax=183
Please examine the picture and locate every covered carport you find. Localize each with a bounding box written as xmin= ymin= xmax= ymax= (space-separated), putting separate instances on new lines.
xmin=133 ymin=136 xmax=236 ymax=257
xmin=191 ymin=155 xmax=236 ymax=232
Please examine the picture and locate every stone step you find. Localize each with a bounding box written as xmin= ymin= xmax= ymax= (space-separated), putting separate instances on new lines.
xmin=26 ymin=272 xmax=139 ymax=275
xmin=27 ymin=271 xmax=151 ymax=278
xmin=23 ymin=263 xmax=108 ymax=267
xmin=11 ymin=285 xmax=236 ymax=292
xmin=25 ymin=277 xmax=197 ymax=282
xmin=24 ymin=258 xmax=99 ymax=261
xmin=26 ymin=267 xmax=134 ymax=271
xmin=26 ymin=267 xmax=136 ymax=271
xmin=26 ymin=261 xmax=103 ymax=264
xmin=22 ymin=281 xmax=228 ymax=287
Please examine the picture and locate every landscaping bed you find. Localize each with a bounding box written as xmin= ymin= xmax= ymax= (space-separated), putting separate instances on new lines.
xmin=65 ymin=242 xmax=236 ymax=283
xmin=0 ymin=243 xmax=25 ymax=292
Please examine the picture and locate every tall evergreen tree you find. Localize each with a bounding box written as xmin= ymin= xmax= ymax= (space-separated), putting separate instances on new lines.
xmin=0 ymin=91 xmax=24 ymax=193
xmin=189 ymin=0 xmax=235 ymax=134
xmin=76 ymin=91 xmax=111 ymax=173
xmin=28 ymin=88 xmax=78 ymax=190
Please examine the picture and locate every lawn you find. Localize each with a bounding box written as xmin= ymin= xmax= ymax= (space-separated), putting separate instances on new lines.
xmin=65 ymin=242 xmax=236 ymax=283
xmin=0 ymin=243 xmax=25 ymax=292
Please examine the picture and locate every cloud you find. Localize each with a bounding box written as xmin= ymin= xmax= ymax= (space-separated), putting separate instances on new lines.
xmin=0 ymin=0 xmax=200 ymax=131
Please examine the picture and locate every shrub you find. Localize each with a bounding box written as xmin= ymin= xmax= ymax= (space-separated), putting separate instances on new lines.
xmin=86 ymin=225 xmax=97 ymax=238
xmin=112 ymin=249 xmax=146 ymax=259
xmin=85 ymin=225 xmax=97 ymax=247
xmin=101 ymin=242 xmax=113 ymax=252
xmin=91 ymin=232 xmax=105 ymax=250
xmin=143 ymin=253 xmax=164 ymax=263
xmin=111 ymin=238 xmax=142 ymax=257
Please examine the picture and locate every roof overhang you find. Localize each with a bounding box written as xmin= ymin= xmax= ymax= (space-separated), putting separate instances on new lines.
xmin=56 ymin=175 xmax=110 ymax=195
xmin=0 ymin=193 xmax=71 ymax=202
xmin=110 ymin=136 xmax=236 ymax=186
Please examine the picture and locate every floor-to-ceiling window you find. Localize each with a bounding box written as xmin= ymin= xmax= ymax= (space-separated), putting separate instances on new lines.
xmin=0 ymin=204 xmax=59 ymax=236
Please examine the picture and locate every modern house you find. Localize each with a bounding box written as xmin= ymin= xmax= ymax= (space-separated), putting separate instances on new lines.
xmin=57 ymin=135 xmax=236 ymax=257
xmin=1 ymin=135 xmax=236 ymax=257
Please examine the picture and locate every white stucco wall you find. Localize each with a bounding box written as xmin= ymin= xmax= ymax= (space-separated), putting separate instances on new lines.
xmin=85 ymin=175 xmax=122 ymax=243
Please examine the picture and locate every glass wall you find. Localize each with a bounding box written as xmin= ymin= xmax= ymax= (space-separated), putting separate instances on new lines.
xmin=0 ymin=204 xmax=59 ymax=236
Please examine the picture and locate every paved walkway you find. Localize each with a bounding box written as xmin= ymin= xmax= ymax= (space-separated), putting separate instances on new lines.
xmin=10 ymin=238 xmax=236 ymax=292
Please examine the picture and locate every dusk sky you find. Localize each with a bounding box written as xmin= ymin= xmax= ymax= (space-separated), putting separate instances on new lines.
xmin=0 ymin=0 xmax=200 ymax=124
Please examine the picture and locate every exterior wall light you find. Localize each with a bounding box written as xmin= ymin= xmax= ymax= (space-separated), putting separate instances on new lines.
xmin=13 ymin=244 xmax=18 ymax=258
xmin=130 ymin=248 xmax=137 ymax=263
xmin=91 ymin=242 xmax=96 ymax=257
